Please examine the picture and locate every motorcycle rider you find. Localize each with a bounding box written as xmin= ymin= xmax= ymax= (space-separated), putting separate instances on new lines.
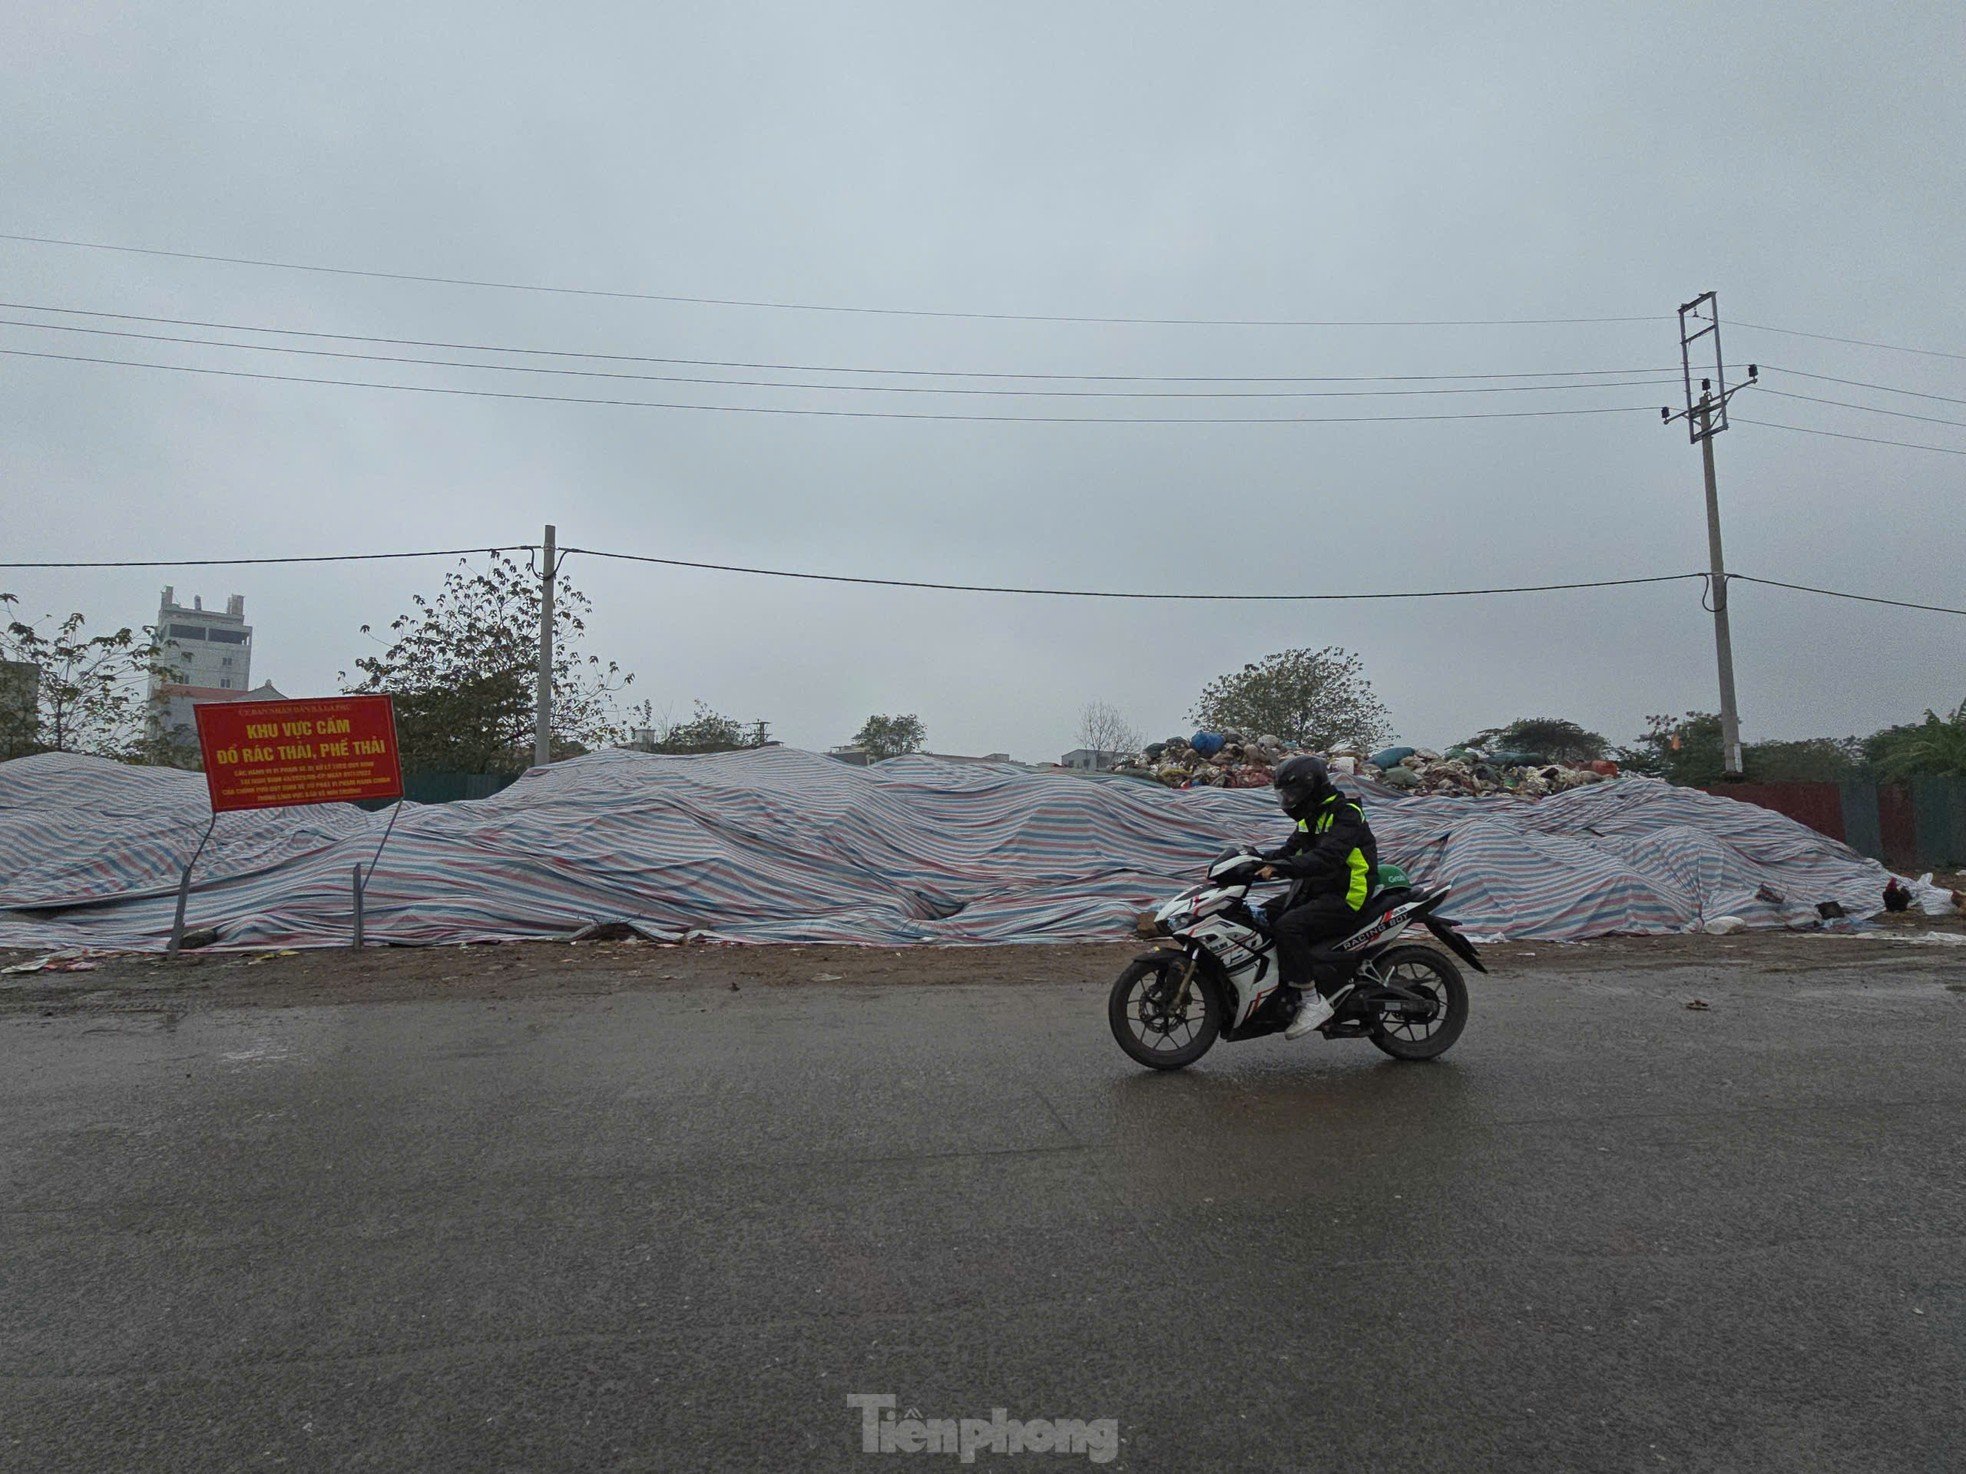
xmin=1257 ymin=754 xmax=1380 ymax=1039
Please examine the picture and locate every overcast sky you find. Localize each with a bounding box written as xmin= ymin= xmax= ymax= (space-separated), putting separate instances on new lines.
xmin=4 ymin=2 xmax=1962 ymax=762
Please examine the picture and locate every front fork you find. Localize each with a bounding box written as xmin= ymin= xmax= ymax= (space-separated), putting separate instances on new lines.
xmin=1165 ymin=949 xmax=1201 ymax=1014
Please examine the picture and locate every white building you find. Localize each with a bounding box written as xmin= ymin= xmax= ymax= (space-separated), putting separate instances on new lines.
xmin=154 ymin=587 xmax=253 ymax=692
xmin=149 ymin=588 xmax=279 ymax=746
xmin=1059 ymin=748 xmax=1127 ymax=772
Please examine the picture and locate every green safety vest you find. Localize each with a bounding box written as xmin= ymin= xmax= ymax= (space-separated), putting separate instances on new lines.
xmin=1296 ymin=799 xmax=1374 ymax=910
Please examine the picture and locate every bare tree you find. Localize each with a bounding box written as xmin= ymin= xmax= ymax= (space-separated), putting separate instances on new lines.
xmin=1075 ymin=700 xmax=1141 ymax=759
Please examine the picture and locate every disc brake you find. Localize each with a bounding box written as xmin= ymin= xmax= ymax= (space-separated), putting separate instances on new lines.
xmin=1141 ymin=953 xmax=1201 ymax=1035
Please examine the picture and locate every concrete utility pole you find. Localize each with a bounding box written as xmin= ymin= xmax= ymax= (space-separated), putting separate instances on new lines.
xmin=1663 ymin=293 xmax=1757 ymax=779
xmin=1694 ymin=393 xmax=1743 ymax=778
xmin=534 ymin=523 xmax=556 ymax=768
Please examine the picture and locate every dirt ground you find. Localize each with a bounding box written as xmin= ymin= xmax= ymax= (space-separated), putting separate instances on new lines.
xmin=3 ymin=897 xmax=1961 ymax=1018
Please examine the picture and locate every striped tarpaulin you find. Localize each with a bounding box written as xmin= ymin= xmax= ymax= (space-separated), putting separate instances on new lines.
xmin=0 ymin=748 xmax=1894 ymax=951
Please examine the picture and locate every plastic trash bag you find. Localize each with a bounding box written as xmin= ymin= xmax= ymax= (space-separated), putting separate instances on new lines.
xmin=1911 ymin=874 xmax=1960 ymax=916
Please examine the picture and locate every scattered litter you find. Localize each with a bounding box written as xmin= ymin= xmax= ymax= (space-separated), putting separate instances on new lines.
xmin=2 ymin=950 xmax=106 ymax=975
xmin=571 ymin=921 xmax=641 ymax=943
xmin=1817 ymin=900 xmax=1848 ymax=920
xmin=1816 ymin=928 xmax=1964 ymax=946
xmin=1702 ymin=916 xmax=1747 ymax=935
xmin=247 ymin=950 xmax=300 ymax=966
xmin=1909 ymin=874 xmax=1961 ymax=917
xmin=811 ymin=972 xmax=844 ymax=982
xmin=1882 ymin=880 xmax=1912 ymax=914
xmin=1685 ymin=998 xmax=1711 ymax=1011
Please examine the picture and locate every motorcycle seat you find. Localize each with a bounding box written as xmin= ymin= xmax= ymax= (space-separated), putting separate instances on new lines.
xmin=1363 ymin=885 xmax=1416 ymax=917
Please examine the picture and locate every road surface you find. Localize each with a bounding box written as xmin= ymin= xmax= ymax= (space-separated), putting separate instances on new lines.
xmin=3 ymin=939 xmax=1962 ymax=1470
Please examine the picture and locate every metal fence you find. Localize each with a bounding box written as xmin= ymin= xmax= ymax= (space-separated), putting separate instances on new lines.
xmin=1703 ymin=776 xmax=1966 ymax=869
xmin=355 ymin=772 xmax=522 ymax=810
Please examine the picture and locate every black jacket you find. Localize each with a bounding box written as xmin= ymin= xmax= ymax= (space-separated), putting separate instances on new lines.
xmin=1263 ymin=792 xmax=1379 ymax=911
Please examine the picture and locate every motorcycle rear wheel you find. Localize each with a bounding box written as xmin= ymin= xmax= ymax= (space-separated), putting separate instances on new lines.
xmin=1363 ymin=944 xmax=1468 ymax=1061
xmin=1109 ymin=953 xmax=1222 ymax=1070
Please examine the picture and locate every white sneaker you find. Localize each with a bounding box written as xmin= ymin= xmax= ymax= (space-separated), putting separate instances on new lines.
xmin=1284 ymin=990 xmax=1336 ymax=1039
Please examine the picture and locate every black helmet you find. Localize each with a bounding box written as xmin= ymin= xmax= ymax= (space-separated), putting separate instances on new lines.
xmin=1272 ymin=753 xmax=1333 ymax=820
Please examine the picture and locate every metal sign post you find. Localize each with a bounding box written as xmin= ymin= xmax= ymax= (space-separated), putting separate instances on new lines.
xmin=166 ymin=813 xmax=219 ymax=958
xmin=350 ymin=799 xmax=404 ymax=950
xmin=187 ymin=693 xmax=406 ymax=952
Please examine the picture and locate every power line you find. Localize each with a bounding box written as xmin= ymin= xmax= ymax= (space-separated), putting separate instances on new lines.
xmin=0 ymin=299 xmax=1685 ymax=385
xmin=0 ymin=317 xmax=1681 ymax=401
xmin=1759 ymin=386 xmax=1966 ymax=431
xmin=0 ymin=346 xmax=1666 ymax=425
xmin=0 ymin=546 xmax=531 ymax=570
xmin=1763 ymin=363 xmax=1966 ymax=407
xmin=568 ymin=548 xmax=1717 ymax=601
xmin=6 ymin=542 xmax=1955 ymax=617
xmin=5 ymin=541 xmax=1703 ymax=599
xmin=1733 ymin=318 xmax=1966 ymax=364
xmin=1731 ymin=575 xmax=1966 ymax=618
xmin=0 ymin=231 xmax=1662 ymax=329
xmin=1735 ymin=416 xmax=1966 ymax=457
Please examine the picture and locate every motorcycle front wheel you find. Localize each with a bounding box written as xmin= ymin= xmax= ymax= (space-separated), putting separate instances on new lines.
xmin=1109 ymin=952 xmax=1222 ymax=1070
xmin=1363 ymin=944 xmax=1468 ymax=1061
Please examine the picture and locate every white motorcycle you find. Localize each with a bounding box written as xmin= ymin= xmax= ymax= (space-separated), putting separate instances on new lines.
xmin=1109 ymin=849 xmax=1485 ymax=1070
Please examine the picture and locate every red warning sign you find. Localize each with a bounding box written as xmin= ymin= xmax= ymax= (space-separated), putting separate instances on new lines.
xmin=195 ymin=696 xmax=404 ymax=812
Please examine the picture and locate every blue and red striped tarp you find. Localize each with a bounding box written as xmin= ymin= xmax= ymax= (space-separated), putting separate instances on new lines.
xmin=0 ymin=748 xmax=1895 ymax=951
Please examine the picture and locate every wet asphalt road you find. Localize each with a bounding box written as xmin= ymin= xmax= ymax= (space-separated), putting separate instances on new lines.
xmin=3 ymin=955 xmax=1963 ymax=1472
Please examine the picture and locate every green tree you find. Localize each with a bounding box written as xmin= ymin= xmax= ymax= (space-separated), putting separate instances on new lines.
xmin=634 ymin=700 xmax=753 ymax=754
xmin=853 ymin=713 xmax=926 ymax=759
xmin=1 ymin=595 xmax=175 ymax=761
xmin=1618 ymin=712 xmax=1725 ymax=785
xmin=341 ymin=553 xmax=632 ymax=773
xmin=1868 ymin=699 xmax=1966 ymax=779
xmin=1742 ymin=736 xmax=1864 ymax=781
xmin=1621 ymin=713 xmax=1868 ymax=785
xmin=1190 ymin=647 xmax=1392 ymax=751
xmin=1464 ymin=717 xmax=1609 ymax=764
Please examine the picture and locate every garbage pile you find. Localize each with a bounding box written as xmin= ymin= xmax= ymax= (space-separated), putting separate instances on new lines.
xmin=0 ymin=749 xmax=1917 ymax=948
xmin=1112 ymin=732 xmax=1623 ymax=798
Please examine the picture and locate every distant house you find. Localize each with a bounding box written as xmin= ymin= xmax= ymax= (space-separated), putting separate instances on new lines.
xmin=826 ymin=747 xmax=1019 ymax=767
xmin=151 ymin=680 xmax=287 ymax=747
xmin=1060 ymin=748 xmax=1127 ymax=772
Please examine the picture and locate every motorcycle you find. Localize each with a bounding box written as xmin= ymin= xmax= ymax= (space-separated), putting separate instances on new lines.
xmin=1109 ymin=849 xmax=1486 ymax=1070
